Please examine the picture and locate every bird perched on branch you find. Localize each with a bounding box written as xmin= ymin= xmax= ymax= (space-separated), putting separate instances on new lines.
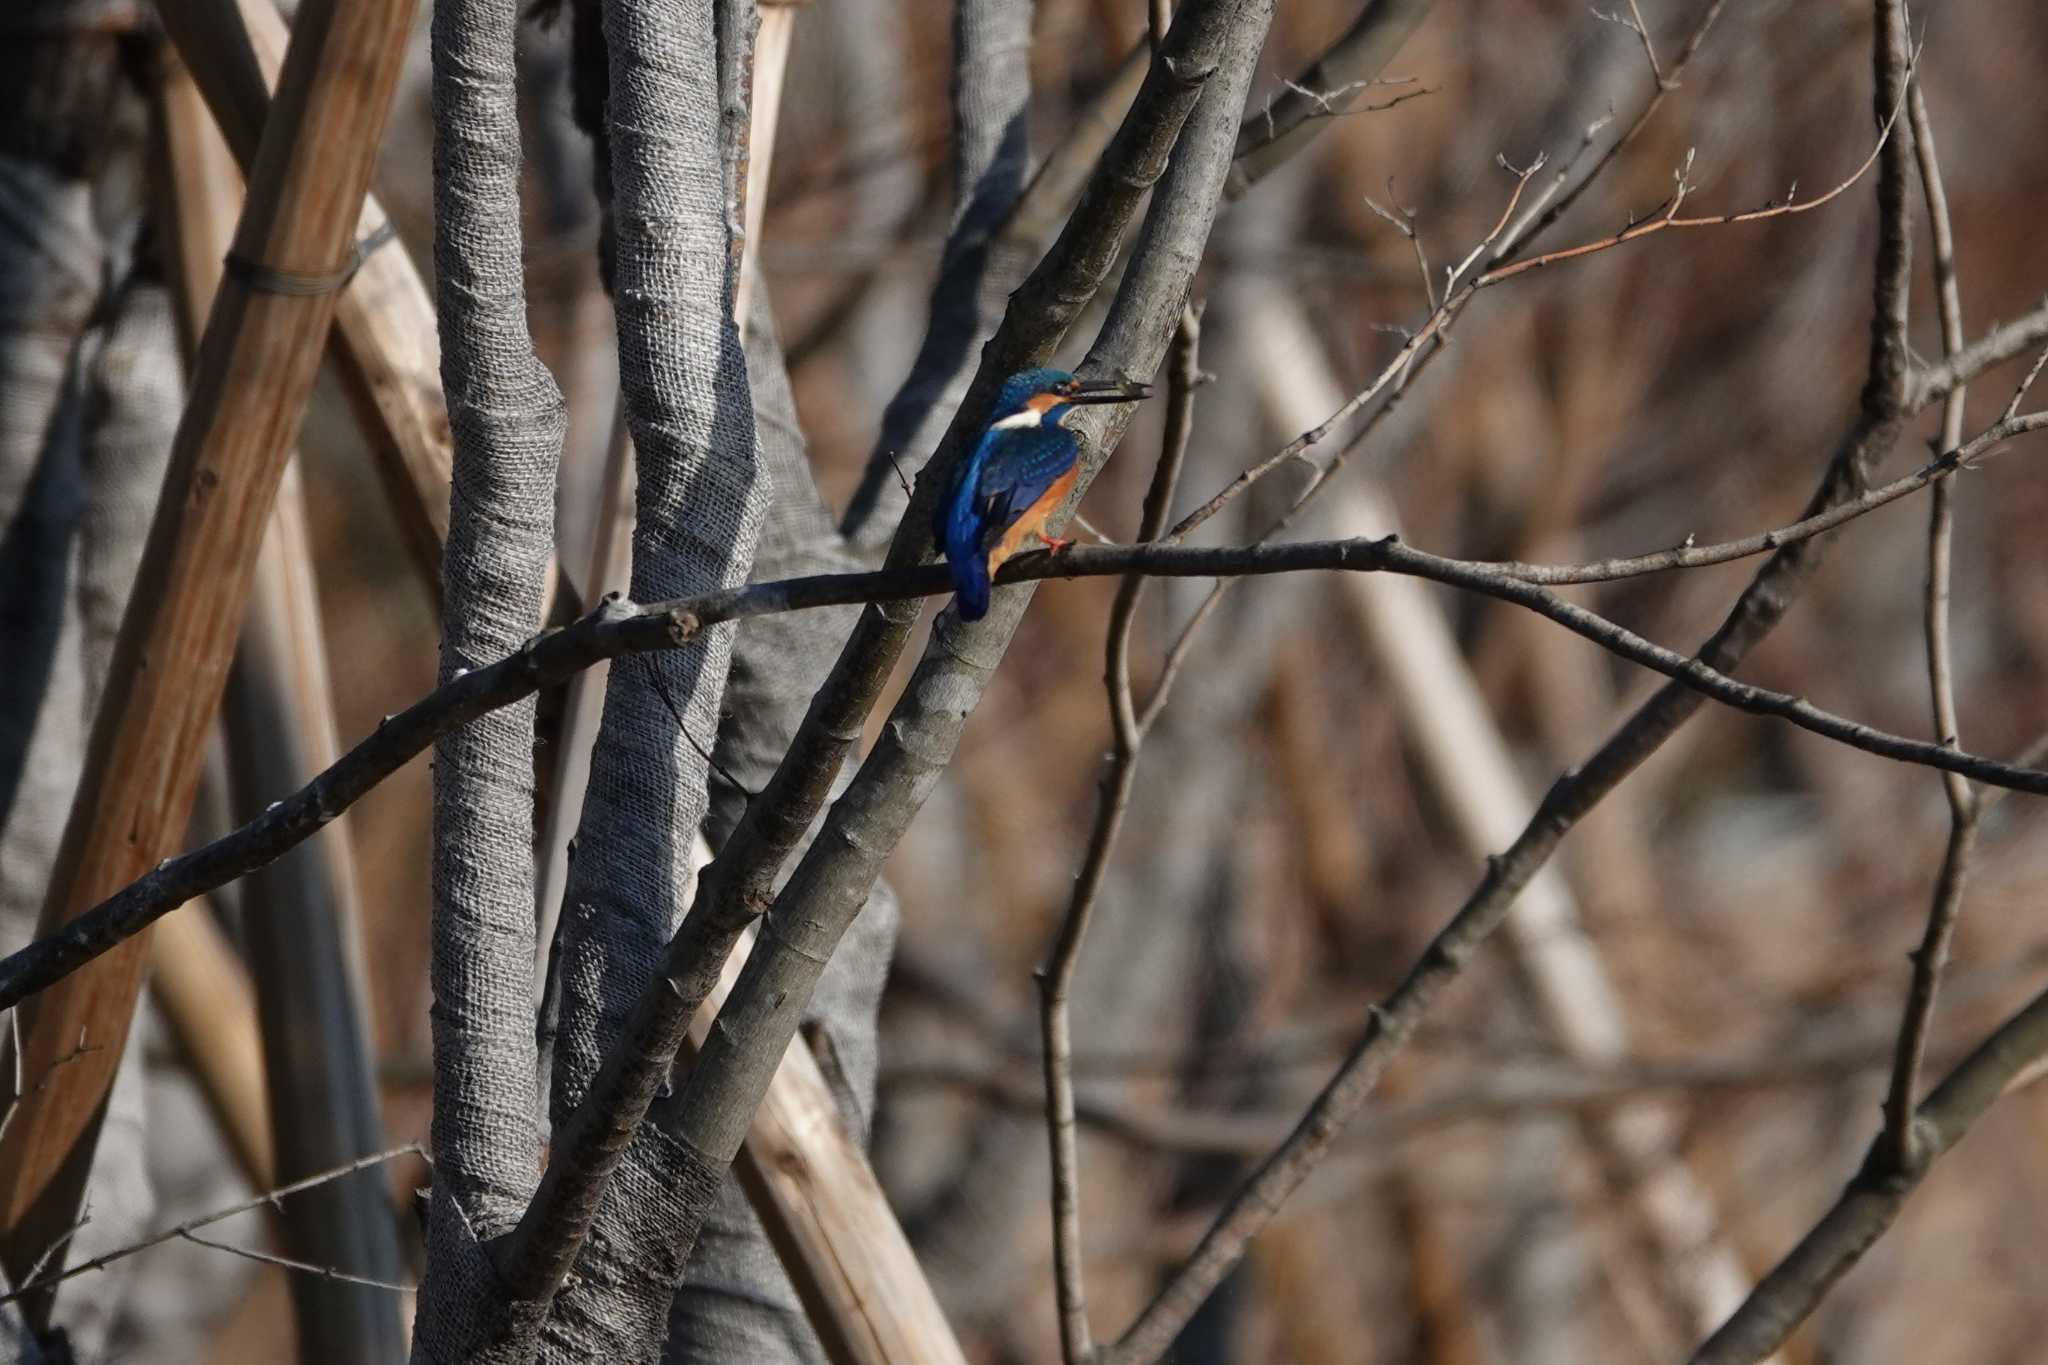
xmin=934 ymin=367 xmax=1152 ymax=621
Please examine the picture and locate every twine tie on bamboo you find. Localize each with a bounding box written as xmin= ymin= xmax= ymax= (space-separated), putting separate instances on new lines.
xmin=224 ymin=218 xmax=397 ymax=296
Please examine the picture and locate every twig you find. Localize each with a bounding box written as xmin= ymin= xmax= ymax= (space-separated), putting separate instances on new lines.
xmin=1138 ymin=581 xmax=1230 ymax=734
xmin=1496 ymin=0 xmax=1725 ymax=258
xmin=1139 ymin=347 xmax=2041 ymax=840
xmin=1881 ymin=74 xmax=1976 ymax=1184
xmin=1479 ymin=46 xmax=1916 ymax=288
xmin=1174 ymin=41 xmax=1900 ymax=551
xmin=0 ymin=1145 xmax=422 ymax=1305
xmin=1122 ymin=307 xmax=1205 ymax=741
xmin=1168 ymin=153 xmax=1547 ymax=545
xmin=1280 ymin=77 xmax=1433 ymax=124
xmin=1227 ymin=0 xmax=1434 ymax=196
xmin=2000 ymin=344 xmax=2048 ymax=423
xmin=19 ymin=1214 xmax=90 ymax=1303
xmin=892 ymin=1033 xmax=1934 ymax=1157
xmin=1361 ymin=185 xmax=1436 ymax=308
xmin=1689 ymin=981 xmax=2048 ymax=1364
xmin=179 ymin=1229 xmax=414 ymax=1294
xmin=1595 ymin=0 xmax=1665 ymax=87
xmin=639 ymin=655 xmax=758 ymax=804
xmin=1038 ymin=304 xmax=1202 ymax=1365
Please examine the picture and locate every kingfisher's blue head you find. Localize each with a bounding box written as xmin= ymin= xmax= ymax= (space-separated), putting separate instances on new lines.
xmin=985 ymin=367 xmax=1153 ymax=434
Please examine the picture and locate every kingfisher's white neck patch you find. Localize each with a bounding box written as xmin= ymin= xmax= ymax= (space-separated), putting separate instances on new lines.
xmin=991 ymin=409 xmax=1043 ymax=431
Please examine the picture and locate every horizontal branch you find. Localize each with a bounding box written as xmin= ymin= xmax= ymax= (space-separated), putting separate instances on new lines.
xmin=887 ymin=1034 xmax=1913 ymax=1158
xmin=1489 ymin=410 xmax=2046 ymax=583
xmin=1912 ymin=294 xmax=2048 ymax=406
xmin=7 ymin=495 xmax=2048 ymax=1013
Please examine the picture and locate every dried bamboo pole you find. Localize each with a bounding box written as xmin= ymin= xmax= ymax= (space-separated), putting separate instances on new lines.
xmin=196 ymin=0 xmax=580 ymax=622
xmin=146 ymin=46 xmax=280 ymax=1204
xmin=0 ymin=0 xmax=420 ymax=1321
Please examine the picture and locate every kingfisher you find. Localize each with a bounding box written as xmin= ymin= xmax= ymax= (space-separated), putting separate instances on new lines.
xmin=934 ymin=367 xmax=1152 ymax=621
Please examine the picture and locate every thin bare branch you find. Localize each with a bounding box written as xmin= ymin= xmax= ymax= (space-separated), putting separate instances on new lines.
xmin=2001 ymin=344 xmax=2048 ymax=422
xmin=1172 ymin=46 xmax=1900 ymax=552
xmin=1882 ymin=73 xmax=1976 ymax=1178
xmin=1913 ymin=296 xmax=2048 ymax=407
xmin=1362 ymin=188 xmax=1437 ymax=308
xmin=1480 ymin=48 xmax=1915 ymax=288
xmin=1498 ymin=0 xmax=1728 ymax=260
xmin=1168 ymin=153 xmax=1547 ymax=544
xmin=1625 ymin=0 xmax=1664 ymax=81
xmin=1483 ymin=412 xmax=2047 ymax=584
xmin=1139 ymin=579 xmax=1231 ymax=734
xmin=890 ymin=1031 xmax=1946 ymax=1157
xmin=0 ymin=1146 xmax=422 ymax=1306
xmin=1228 ymin=0 xmax=1435 ymax=196
xmin=178 ymin=1230 xmax=414 ymax=1295
xmin=1040 ymin=305 xmax=1202 ymax=1365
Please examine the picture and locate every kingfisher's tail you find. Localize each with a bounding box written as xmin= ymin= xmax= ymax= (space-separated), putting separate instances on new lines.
xmin=951 ymin=552 xmax=992 ymax=621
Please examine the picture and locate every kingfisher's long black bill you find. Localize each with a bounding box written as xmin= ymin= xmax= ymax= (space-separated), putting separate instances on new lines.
xmin=1062 ymin=379 xmax=1153 ymax=405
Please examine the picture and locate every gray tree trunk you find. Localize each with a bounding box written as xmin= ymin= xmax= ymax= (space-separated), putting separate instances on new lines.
xmin=415 ymin=0 xmax=564 ymax=1351
xmin=533 ymin=0 xmax=767 ymax=1355
xmin=0 ymin=24 xmax=175 ymax=1357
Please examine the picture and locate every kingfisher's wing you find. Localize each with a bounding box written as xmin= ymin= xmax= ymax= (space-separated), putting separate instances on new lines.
xmin=975 ymin=427 xmax=1080 ymax=546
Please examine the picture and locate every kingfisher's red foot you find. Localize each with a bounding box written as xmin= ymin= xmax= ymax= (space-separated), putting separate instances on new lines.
xmin=1035 ymin=531 xmax=1074 ymax=554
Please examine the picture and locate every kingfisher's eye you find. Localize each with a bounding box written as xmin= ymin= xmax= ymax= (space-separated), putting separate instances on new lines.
xmin=1054 ymin=381 xmax=1076 ymax=396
